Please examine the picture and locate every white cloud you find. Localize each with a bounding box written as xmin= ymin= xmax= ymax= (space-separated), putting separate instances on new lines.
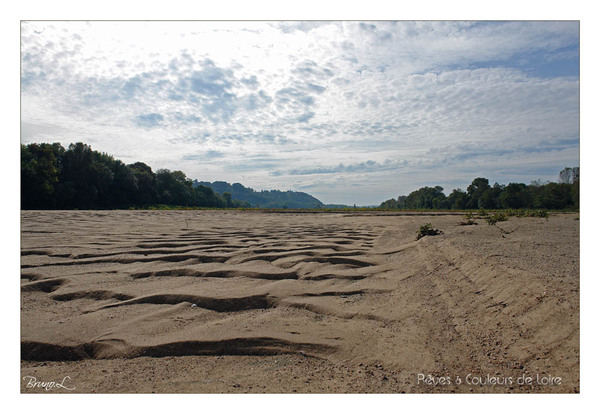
xmin=21 ymin=21 xmax=579 ymax=205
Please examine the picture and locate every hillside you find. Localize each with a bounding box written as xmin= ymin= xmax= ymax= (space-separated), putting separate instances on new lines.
xmin=194 ymin=180 xmax=324 ymax=209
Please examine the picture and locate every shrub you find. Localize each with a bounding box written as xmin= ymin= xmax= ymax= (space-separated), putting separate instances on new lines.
xmin=485 ymin=212 xmax=508 ymax=225
xmin=459 ymin=211 xmax=478 ymax=226
xmin=503 ymin=208 xmax=549 ymax=219
xmin=528 ymin=209 xmax=549 ymax=219
xmin=416 ymin=223 xmax=442 ymax=240
xmin=504 ymin=209 xmax=521 ymax=217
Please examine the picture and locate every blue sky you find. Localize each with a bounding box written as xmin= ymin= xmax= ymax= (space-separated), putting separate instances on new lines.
xmin=20 ymin=21 xmax=579 ymax=205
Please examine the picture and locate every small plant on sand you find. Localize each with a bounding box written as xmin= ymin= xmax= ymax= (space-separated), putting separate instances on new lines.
xmin=416 ymin=223 xmax=442 ymax=240
xmin=504 ymin=209 xmax=521 ymax=217
xmin=485 ymin=212 xmax=508 ymax=225
xmin=528 ymin=209 xmax=549 ymax=219
xmin=459 ymin=211 xmax=478 ymax=226
xmin=504 ymin=209 xmax=549 ymax=219
xmin=478 ymin=208 xmax=488 ymax=217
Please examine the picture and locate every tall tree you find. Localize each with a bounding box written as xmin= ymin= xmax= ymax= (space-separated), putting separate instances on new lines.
xmin=447 ymin=188 xmax=468 ymax=210
xmin=466 ymin=177 xmax=491 ymax=209
xmin=21 ymin=143 xmax=63 ymax=208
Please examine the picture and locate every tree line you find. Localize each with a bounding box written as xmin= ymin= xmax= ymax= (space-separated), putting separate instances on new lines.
xmin=21 ymin=142 xmax=251 ymax=209
xmin=379 ymin=168 xmax=579 ymax=211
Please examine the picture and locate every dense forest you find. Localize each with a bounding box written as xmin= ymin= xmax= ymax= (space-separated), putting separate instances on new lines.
xmin=379 ymin=168 xmax=579 ymax=211
xmin=21 ymin=142 xmax=251 ymax=209
xmin=195 ymin=180 xmax=323 ymax=209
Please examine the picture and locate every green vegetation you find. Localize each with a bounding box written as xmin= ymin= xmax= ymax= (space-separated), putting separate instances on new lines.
xmin=459 ymin=211 xmax=477 ymax=226
xmin=195 ymin=180 xmax=323 ymax=209
xmin=21 ymin=142 xmax=250 ymax=210
xmin=416 ymin=223 xmax=442 ymax=240
xmin=484 ymin=212 xmax=508 ymax=225
xmin=22 ymin=141 xmax=579 ymax=213
xmin=504 ymin=208 xmax=550 ymax=219
xmin=379 ymin=169 xmax=579 ymax=211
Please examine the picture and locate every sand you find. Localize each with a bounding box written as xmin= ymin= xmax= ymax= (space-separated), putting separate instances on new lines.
xmin=20 ymin=210 xmax=579 ymax=393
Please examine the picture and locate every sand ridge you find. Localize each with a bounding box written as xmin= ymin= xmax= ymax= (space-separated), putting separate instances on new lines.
xmin=21 ymin=210 xmax=579 ymax=393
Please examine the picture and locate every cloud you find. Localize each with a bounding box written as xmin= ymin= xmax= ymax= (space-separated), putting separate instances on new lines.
xmin=291 ymin=60 xmax=336 ymax=81
xmin=20 ymin=21 xmax=579 ymax=205
xmin=181 ymin=150 xmax=225 ymax=161
xmin=270 ymin=159 xmax=408 ymax=176
xmin=136 ymin=113 xmax=164 ymax=128
xmin=272 ymin=22 xmax=329 ymax=34
xmin=358 ymin=22 xmax=393 ymax=42
xmin=240 ymin=75 xmax=259 ymax=89
xmin=21 ymin=121 xmax=70 ymax=140
xmin=296 ymin=111 xmax=315 ymax=123
xmin=276 ymin=86 xmax=315 ymax=106
xmin=179 ymin=60 xmax=233 ymax=97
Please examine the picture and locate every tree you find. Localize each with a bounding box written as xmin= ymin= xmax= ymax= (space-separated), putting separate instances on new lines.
xmin=129 ymin=162 xmax=158 ymax=205
xmin=404 ymin=186 xmax=446 ymax=209
xmin=223 ymin=191 xmax=233 ymax=207
xmin=532 ymin=182 xmax=572 ymax=209
xmin=447 ymin=188 xmax=468 ymax=210
xmin=58 ymin=142 xmax=115 ymax=208
xmin=156 ymin=169 xmax=195 ymax=206
xmin=107 ymin=160 xmax=138 ymax=207
xmin=380 ymin=198 xmax=399 ymax=209
xmin=571 ymin=179 xmax=579 ymax=208
xmin=194 ymin=184 xmax=224 ymax=207
xmin=396 ymin=195 xmax=407 ymax=209
xmin=498 ymin=183 xmax=527 ymax=209
xmin=559 ymin=167 xmax=579 ymax=184
xmin=21 ymin=143 xmax=63 ymax=208
xmin=466 ymin=177 xmax=491 ymax=209
xmin=21 ymin=141 xmax=255 ymax=209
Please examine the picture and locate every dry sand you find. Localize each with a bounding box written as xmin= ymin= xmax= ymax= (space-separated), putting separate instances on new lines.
xmin=20 ymin=210 xmax=579 ymax=393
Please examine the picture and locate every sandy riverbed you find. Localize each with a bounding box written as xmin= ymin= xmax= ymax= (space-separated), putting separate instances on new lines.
xmin=20 ymin=210 xmax=579 ymax=393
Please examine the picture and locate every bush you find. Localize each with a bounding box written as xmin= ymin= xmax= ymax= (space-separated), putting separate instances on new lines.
xmin=485 ymin=212 xmax=508 ymax=225
xmin=459 ymin=211 xmax=478 ymax=226
xmin=504 ymin=209 xmax=521 ymax=217
xmin=503 ymin=208 xmax=549 ymax=219
xmin=528 ymin=209 xmax=549 ymax=219
xmin=416 ymin=223 xmax=442 ymax=240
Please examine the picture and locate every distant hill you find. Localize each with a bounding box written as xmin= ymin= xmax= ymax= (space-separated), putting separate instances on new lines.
xmin=194 ymin=180 xmax=324 ymax=209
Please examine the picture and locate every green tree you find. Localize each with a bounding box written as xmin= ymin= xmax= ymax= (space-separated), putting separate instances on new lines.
xmin=129 ymin=162 xmax=158 ymax=205
xmin=466 ymin=177 xmax=491 ymax=209
xmin=379 ymin=198 xmax=399 ymax=209
xmin=223 ymin=191 xmax=233 ymax=207
xmin=156 ymin=169 xmax=195 ymax=206
xmin=447 ymin=188 xmax=468 ymax=210
xmin=404 ymin=186 xmax=446 ymax=209
xmin=58 ymin=142 xmax=115 ymax=208
xmin=21 ymin=143 xmax=63 ymax=208
xmin=498 ymin=183 xmax=527 ymax=209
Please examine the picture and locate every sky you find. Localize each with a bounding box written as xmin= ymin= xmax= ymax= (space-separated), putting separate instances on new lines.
xmin=20 ymin=21 xmax=580 ymax=205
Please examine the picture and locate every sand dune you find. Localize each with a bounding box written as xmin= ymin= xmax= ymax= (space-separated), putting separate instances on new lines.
xmin=21 ymin=210 xmax=579 ymax=393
